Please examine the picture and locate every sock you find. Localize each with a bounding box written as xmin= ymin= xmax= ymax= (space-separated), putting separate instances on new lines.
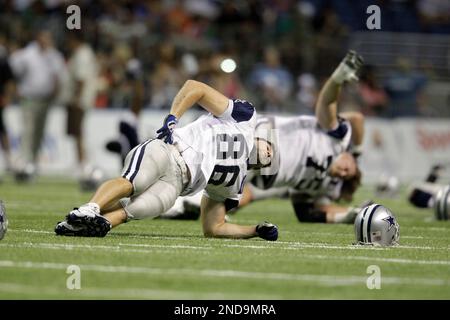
xmin=82 ymin=202 xmax=100 ymax=214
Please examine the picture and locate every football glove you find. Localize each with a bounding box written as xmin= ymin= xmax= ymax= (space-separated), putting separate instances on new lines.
xmin=156 ymin=114 xmax=178 ymax=144
xmin=331 ymin=50 xmax=364 ymax=84
xmin=256 ymin=221 xmax=278 ymax=241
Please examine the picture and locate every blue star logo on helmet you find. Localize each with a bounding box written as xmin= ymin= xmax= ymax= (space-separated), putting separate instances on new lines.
xmin=382 ymin=216 xmax=396 ymax=231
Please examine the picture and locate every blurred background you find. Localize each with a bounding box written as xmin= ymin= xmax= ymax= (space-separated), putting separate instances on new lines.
xmin=0 ymin=0 xmax=449 ymax=184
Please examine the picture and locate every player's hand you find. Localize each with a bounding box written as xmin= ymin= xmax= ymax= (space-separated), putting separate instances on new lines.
xmin=332 ymin=50 xmax=364 ymax=84
xmin=156 ymin=114 xmax=178 ymax=144
xmin=256 ymin=221 xmax=278 ymax=241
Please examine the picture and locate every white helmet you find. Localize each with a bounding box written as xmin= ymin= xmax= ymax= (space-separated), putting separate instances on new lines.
xmin=434 ymin=185 xmax=450 ymax=220
xmin=354 ymin=204 xmax=399 ymax=246
xmin=0 ymin=201 xmax=8 ymax=240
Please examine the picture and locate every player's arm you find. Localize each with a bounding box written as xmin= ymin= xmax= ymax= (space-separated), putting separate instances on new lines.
xmin=156 ymin=80 xmax=230 ymax=143
xmin=339 ymin=111 xmax=365 ymax=154
xmin=170 ymin=80 xmax=229 ymax=118
xmin=315 ymin=51 xmax=363 ymax=130
xmin=200 ymin=195 xmax=278 ymax=240
xmin=315 ymin=203 xmax=360 ymax=224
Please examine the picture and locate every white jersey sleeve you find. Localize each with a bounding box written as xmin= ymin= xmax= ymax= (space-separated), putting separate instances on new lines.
xmin=250 ymin=115 xmax=351 ymax=202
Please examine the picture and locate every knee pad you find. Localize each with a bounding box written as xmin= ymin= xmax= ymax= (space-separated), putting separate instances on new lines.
xmin=409 ymin=188 xmax=433 ymax=208
xmin=292 ymin=202 xmax=327 ymax=223
xmin=125 ymin=181 xmax=178 ymax=220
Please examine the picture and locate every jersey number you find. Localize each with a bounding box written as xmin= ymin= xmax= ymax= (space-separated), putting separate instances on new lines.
xmin=295 ymin=156 xmax=332 ymax=191
xmin=208 ymin=134 xmax=244 ymax=187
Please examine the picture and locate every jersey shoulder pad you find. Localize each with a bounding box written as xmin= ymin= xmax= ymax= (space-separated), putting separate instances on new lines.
xmin=326 ymin=117 xmax=349 ymax=140
xmin=231 ymin=99 xmax=255 ymax=122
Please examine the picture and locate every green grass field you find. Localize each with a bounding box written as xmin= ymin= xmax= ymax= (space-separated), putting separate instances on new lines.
xmin=0 ymin=176 xmax=449 ymax=299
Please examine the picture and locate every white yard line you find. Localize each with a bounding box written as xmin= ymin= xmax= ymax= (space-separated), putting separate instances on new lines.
xmin=0 ymin=260 xmax=447 ymax=287
xmin=1 ymin=242 xmax=449 ymax=266
xmin=0 ymin=282 xmax=277 ymax=299
xmin=299 ymin=254 xmax=450 ymax=266
xmin=8 ymin=229 xmax=450 ymax=251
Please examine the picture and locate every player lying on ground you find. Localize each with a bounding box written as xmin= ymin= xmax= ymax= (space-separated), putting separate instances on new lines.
xmin=55 ymin=79 xmax=278 ymax=240
xmin=161 ymin=51 xmax=368 ymax=224
xmin=408 ymin=164 xmax=450 ymax=220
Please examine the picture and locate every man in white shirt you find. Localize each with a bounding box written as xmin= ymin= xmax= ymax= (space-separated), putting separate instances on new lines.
xmin=9 ymin=30 xmax=65 ymax=181
xmin=64 ymin=31 xmax=99 ymax=184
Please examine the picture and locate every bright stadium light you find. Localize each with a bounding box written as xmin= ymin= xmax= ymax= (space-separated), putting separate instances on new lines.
xmin=220 ymin=58 xmax=237 ymax=73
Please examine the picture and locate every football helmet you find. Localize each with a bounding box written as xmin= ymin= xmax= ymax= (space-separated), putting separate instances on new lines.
xmin=354 ymin=203 xmax=399 ymax=246
xmin=434 ymin=185 xmax=450 ymax=221
xmin=0 ymin=200 xmax=7 ymax=240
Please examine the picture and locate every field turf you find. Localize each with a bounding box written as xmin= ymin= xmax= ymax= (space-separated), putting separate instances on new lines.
xmin=0 ymin=176 xmax=449 ymax=299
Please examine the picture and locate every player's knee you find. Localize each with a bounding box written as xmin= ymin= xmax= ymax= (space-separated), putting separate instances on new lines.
xmin=129 ymin=195 xmax=163 ymax=220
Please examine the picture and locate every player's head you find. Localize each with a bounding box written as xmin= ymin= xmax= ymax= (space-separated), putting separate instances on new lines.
xmin=329 ymin=152 xmax=357 ymax=180
xmin=249 ymin=138 xmax=273 ymax=170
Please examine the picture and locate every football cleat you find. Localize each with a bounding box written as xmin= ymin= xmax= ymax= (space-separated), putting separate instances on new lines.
xmin=256 ymin=221 xmax=278 ymax=241
xmin=0 ymin=200 xmax=8 ymax=240
xmin=331 ymin=50 xmax=364 ymax=84
xmin=66 ymin=206 xmax=111 ymax=237
xmin=55 ymin=220 xmax=92 ymax=237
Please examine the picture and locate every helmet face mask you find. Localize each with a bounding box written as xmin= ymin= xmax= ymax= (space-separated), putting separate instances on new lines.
xmin=434 ymin=185 xmax=450 ymax=221
xmin=354 ymin=204 xmax=400 ymax=246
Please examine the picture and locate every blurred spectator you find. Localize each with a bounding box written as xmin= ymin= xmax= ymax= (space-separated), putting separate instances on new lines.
xmin=0 ymin=0 xmax=447 ymax=119
xmin=312 ymin=6 xmax=348 ymax=78
xmin=248 ymin=46 xmax=293 ymax=111
xmin=0 ymin=34 xmax=14 ymax=174
xmin=296 ymin=73 xmax=318 ymax=115
xmin=418 ymin=0 xmax=450 ymax=33
xmin=105 ymin=57 xmax=144 ymax=166
xmin=9 ymin=29 xmax=66 ymax=181
xmin=383 ymin=57 xmax=428 ymax=117
xmin=63 ymin=30 xmax=99 ymax=178
xmin=149 ymin=43 xmax=186 ymax=109
xmin=357 ymin=65 xmax=388 ymax=117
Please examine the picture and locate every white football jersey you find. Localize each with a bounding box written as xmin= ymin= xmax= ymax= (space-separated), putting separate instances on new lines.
xmin=251 ymin=114 xmax=351 ymax=201
xmin=173 ymin=99 xmax=256 ymax=209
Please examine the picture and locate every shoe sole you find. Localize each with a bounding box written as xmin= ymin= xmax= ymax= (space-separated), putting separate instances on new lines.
xmin=67 ymin=213 xmax=111 ymax=237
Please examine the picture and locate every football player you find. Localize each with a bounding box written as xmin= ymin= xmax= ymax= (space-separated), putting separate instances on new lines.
xmin=162 ymin=51 xmax=366 ymax=224
xmin=408 ymin=164 xmax=450 ymax=220
xmin=55 ymin=80 xmax=278 ymax=240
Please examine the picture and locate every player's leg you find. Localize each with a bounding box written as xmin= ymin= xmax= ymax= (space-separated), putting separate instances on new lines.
xmin=408 ymin=182 xmax=444 ymax=208
xmin=159 ymin=191 xmax=204 ymax=220
xmin=119 ymin=179 xmax=182 ymax=221
xmin=87 ymin=139 xmax=172 ymax=210
xmin=56 ymin=139 xmax=174 ymax=236
xmin=101 ymin=151 xmax=186 ymax=228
